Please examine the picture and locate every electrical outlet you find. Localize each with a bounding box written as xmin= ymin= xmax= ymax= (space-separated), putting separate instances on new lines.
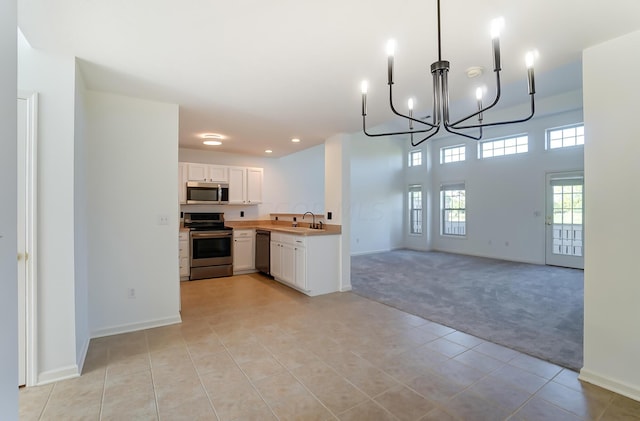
xmin=327 ymin=212 xmax=332 ymax=220
xmin=157 ymin=214 xmax=169 ymax=225
xmin=240 ymin=211 xmax=244 ymax=217
xmin=127 ymin=288 xmax=136 ymax=299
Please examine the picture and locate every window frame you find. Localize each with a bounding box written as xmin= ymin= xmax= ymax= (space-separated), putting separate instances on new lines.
xmin=408 ymin=184 xmax=423 ymax=235
xmin=440 ymin=183 xmax=466 ymax=237
xmin=440 ymin=144 xmax=466 ymax=164
xmin=546 ymin=123 xmax=585 ymax=150
xmin=408 ymin=149 xmax=423 ymax=167
xmin=479 ymin=134 xmax=529 ymax=159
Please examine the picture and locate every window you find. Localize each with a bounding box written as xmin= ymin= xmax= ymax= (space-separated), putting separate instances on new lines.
xmin=408 ymin=150 xmax=422 ymax=167
xmin=480 ymin=135 xmax=528 ymax=159
xmin=408 ymin=185 xmax=423 ymax=234
xmin=441 ymin=145 xmax=466 ymax=164
xmin=441 ymin=183 xmax=466 ymax=236
xmin=547 ymin=124 xmax=584 ymax=149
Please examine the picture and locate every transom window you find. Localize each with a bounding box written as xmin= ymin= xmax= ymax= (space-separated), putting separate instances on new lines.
xmin=408 ymin=185 xmax=423 ymax=235
xmin=408 ymin=150 xmax=423 ymax=167
xmin=441 ymin=145 xmax=466 ymax=164
xmin=480 ymin=135 xmax=528 ymax=159
xmin=547 ymin=124 xmax=584 ymax=149
xmin=441 ymin=183 xmax=466 ymax=236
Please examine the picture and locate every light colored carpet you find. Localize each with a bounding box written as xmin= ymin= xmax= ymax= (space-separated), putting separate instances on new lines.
xmin=351 ymin=249 xmax=583 ymax=370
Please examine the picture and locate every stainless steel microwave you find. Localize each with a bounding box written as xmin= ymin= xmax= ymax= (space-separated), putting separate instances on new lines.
xmin=186 ymin=181 xmax=229 ymax=204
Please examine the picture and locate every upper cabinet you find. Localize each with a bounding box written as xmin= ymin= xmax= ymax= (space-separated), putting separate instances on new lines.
xmin=186 ymin=163 xmax=228 ymax=183
xmin=179 ymin=162 xmax=263 ymax=206
xmin=228 ymin=166 xmax=263 ymax=205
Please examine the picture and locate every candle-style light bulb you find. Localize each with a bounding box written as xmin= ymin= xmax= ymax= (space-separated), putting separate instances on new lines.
xmin=490 ymin=17 xmax=504 ymax=39
xmin=361 ymin=80 xmax=368 ymax=116
xmin=476 ymin=88 xmax=483 ymax=122
xmin=490 ymin=17 xmax=504 ymax=71
xmin=525 ymin=51 xmax=536 ymax=95
xmin=408 ymin=98 xmax=414 ymax=130
xmin=387 ymin=39 xmax=396 ymax=85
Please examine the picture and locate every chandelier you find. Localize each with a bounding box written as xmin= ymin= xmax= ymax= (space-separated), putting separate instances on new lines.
xmin=360 ymin=0 xmax=537 ymax=146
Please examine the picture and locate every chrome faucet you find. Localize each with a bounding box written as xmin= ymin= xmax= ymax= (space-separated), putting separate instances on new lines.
xmin=302 ymin=211 xmax=316 ymax=229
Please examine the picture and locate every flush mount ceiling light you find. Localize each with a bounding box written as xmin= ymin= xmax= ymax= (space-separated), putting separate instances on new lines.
xmin=202 ymin=133 xmax=224 ymax=139
xmin=360 ymin=0 xmax=537 ymax=146
xmin=291 ymin=138 xmax=301 ymax=143
xmin=203 ymin=140 xmax=222 ymax=146
xmin=265 ymin=149 xmax=273 ymax=154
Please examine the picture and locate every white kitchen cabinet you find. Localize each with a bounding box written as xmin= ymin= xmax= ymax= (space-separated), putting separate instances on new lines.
xmin=186 ymin=163 xmax=228 ymax=183
xmin=228 ymin=166 xmax=263 ymax=205
xmin=178 ymin=162 xmax=188 ymax=204
xmin=270 ymin=233 xmax=338 ymax=296
xmin=179 ymin=230 xmax=190 ymax=280
xmin=233 ymin=229 xmax=255 ymax=274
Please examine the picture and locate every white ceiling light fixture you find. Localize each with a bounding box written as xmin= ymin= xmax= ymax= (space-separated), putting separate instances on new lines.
xmin=291 ymin=138 xmax=301 ymax=143
xmin=360 ymin=0 xmax=537 ymax=146
xmin=203 ymin=140 xmax=222 ymax=146
xmin=265 ymin=149 xmax=273 ymax=154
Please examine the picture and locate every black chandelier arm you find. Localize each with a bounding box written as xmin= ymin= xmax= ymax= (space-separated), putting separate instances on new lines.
xmin=442 ymin=122 xmax=483 ymax=141
xmin=448 ymin=70 xmax=504 ymax=128
xmin=447 ymin=94 xmax=535 ymax=131
xmin=362 ymin=116 xmax=437 ymax=138
xmin=388 ymin=84 xmax=438 ymax=129
xmin=410 ymin=126 xmax=442 ymax=146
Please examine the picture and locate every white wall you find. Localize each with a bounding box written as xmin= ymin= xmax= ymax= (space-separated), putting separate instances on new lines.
xmin=18 ymin=35 xmax=79 ymax=383
xmin=179 ymin=145 xmax=325 ymax=220
xmin=350 ymin=132 xmax=404 ymax=255
xmin=581 ymin=30 xmax=640 ymax=401
xmin=86 ymin=91 xmax=181 ymax=337
xmin=73 ymin=61 xmax=90 ymax=368
xmin=0 ymin=1 xmax=18 ymax=418
xmin=404 ymin=91 xmax=584 ymax=264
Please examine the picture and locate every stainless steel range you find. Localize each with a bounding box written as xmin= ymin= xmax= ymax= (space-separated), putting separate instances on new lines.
xmin=183 ymin=212 xmax=233 ymax=280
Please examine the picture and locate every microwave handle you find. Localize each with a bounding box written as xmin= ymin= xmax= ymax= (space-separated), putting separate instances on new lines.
xmin=218 ymin=184 xmax=221 ymax=204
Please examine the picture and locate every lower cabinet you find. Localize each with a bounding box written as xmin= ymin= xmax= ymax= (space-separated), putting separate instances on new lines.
xmin=270 ymin=233 xmax=338 ymax=296
xmin=233 ymin=229 xmax=255 ymax=274
xmin=179 ymin=230 xmax=190 ymax=280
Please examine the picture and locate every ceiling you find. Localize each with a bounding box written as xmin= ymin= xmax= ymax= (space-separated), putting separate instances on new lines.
xmin=18 ymin=0 xmax=640 ymax=157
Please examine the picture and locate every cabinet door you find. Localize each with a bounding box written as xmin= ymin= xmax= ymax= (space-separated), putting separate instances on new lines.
xmin=270 ymin=241 xmax=282 ymax=279
xmin=233 ymin=237 xmax=254 ymax=272
xmin=178 ymin=163 xmax=188 ymax=204
xmin=246 ymin=167 xmax=263 ymax=204
xmin=294 ymin=245 xmax=306 ymax=290
xmin=280 ymin=242 xmax=296 ymax=285
xmin=187 ymin=163 xmax=209 ymax=181
xmin=209 ymin=165 xmax=228 ymax=183
xmin=228 ymin=167 xmax=246 ymax=204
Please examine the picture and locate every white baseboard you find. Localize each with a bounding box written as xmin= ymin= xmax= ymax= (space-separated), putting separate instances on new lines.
xmin=340 ymin=285 xmax=352 ymax=292
xmin=350 ymin=248 xmax=391 ymax=256
xmin=37 ymin=364 xmax=80 ymax=386
xmin=91 ymin=314 xmax=182 ymax=339
xmin=76 ymin=336 xmax=91 ymax=375
xmin=579 ymin=368 xmax=640 ymax=402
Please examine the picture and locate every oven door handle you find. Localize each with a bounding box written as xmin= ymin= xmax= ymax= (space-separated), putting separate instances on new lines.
xmin=190 ymin=231 xmax=232 ymax=239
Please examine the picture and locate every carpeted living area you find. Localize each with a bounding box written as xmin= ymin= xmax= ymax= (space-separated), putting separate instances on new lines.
xmin=351 ymin=249 xmax=584 ymax=370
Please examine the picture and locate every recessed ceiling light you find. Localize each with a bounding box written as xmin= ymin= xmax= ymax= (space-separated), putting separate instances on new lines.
xmin=265 ymin=149 xmax=273 ymax=154
xmin=203 ymin=140 xmax=222 ymax=146
xmin=466 ymin=66 xmax=484 ymax=78
xmin=291 ymin=138 xmax=301 ymax=143
xmin=202 ymin=133 xmax=225 ymax=139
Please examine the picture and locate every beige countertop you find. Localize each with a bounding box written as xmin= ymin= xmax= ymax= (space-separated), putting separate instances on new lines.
xmin=227 ymin=221 xmax=340 ymax=236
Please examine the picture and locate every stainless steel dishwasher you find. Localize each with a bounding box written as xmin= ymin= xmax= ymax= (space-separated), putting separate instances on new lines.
xmin=255 ymin=230 xmax=271 ymax=275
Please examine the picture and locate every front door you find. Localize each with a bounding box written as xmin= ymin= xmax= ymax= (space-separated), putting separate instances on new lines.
xmin=545 ymin=172 xmax=584 ymax=269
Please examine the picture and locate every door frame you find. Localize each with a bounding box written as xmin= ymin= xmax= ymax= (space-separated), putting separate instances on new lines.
xmin=545 ymin=170 xmax=584 ymax=269
xmin=18 ymin=91 xmax=38 ymax=386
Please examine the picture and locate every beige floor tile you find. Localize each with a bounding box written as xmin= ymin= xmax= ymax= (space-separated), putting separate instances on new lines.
xmin=514 ymin=396 xmax=584 ymax=421
xmin=407 ymin=372 xmax=466 ymax=403
xmin=303 ymin=375 xmax=369 ymax=414
xmin=425 ymin=338 xmax=469 ymax=358
xmin=600 ymin=395 xmax=640 ymax=421
xmin=444 ymin=331 xmax=485 ymax=348
xmin=536 ymin=380 xmax=613 ymax=419
xmin=208 ymin=380 xmax=266 ymax=421
xmin=418 ymin=321 xmax=456 ymax=337
xmin=237 ymin=354 xmax=286 ymax=382
xmin=337 ymin=399 xmax=397 ymax=421
xmin=490 ymin=363 xmax=548 ymax=394
xmin=374 ymin=385 xmax=435 ymax=421
xmin=269 ymin=392 xmax=334 ymax=421
xmin=430 ymin=358 xmax=486 ymax=387
xmin=152 ymin=358 xmax=199 ymax=384
xmin=453 ymin=349 xmax=504 ymax=374
xmin=157 ymin=397 xmax=217 ymax=421
xmin=253 ymin=371 xmax=309 ymax=404
xmin=419 ymin=407 xmax=461 ymax=421
xmin=155 ymin=376 xmax=209 ymax=412
xmin=466 ymin=375 xmax=532 ymax=412
xmin=443 ymin=390 xmax=512 ymax=421
xmin=474 ymin=341 xmax=521 ymax=363
xmin=19 ymin=384 xmax=53 ymax=421
xmin=509 ymin=352 xmax=563 ymax=379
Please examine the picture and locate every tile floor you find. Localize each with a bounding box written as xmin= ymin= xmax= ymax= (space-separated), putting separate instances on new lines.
xmin=19 ymin=274 xmax=640 ymax=420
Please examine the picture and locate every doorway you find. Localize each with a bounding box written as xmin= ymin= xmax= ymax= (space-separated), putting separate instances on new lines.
xmin=545 ymin=171 xmax=584 ymax=269
xmin=17 ymin=92 xmax=37 ymax=387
